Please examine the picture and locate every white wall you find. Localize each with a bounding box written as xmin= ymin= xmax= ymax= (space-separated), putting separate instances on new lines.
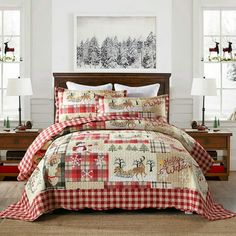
xmin=52 ymin=0 xmax=172 ymax=73
xmin=31 ymin=0 xmax=52 ymax=99
xmin=171 ymin=0 xmax=193 ymax=99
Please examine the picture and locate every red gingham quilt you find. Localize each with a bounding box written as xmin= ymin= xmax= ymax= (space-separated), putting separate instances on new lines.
xmin=0 ymin=116 xmax=235 ymax=221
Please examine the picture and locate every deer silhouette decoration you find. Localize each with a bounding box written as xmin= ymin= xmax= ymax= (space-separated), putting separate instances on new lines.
xmin=4 ymin=41 xmax=15 ymax=61
xmin=209 ymin=42 xmax=220 ymax=57
xmin=223 ymin=42 xmax=232 ymax=59
xmin=4 ymin=42 xmax=15 ymax=55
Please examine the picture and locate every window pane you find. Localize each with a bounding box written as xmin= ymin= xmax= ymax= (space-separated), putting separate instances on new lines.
xmin=221 ymin=37 xmax=236 ymax=61
xmin=0 ymin=11 xmax=2 ymax=35
xmin=3 ymin=89 xmax=18 ymax=113
xmin=222 ymin=90 xmax=236 ymax=118
xmin=3 ymin=10 xmax=20 ymax=35
xmin=204 ymin=63 xmax=221 ymax=88
xmin=205 ymin=89 xmax=221 ymax=119
xmin=222 ymin=63 xmax=236 ymax=88
xmin=222 ymin=11 xmax=236 ymax=35
xmin=0 ymin=37 xmax=2 ymax=59
xmin=3 ymin=63 xmax=20 ymax=88
xmin=204 ymin=11 xmax=220 ymax=35
xmin=204 ymin=37 xmax=220 ymax=61
xmin=3 ymin=36 xmax=20 ymax=62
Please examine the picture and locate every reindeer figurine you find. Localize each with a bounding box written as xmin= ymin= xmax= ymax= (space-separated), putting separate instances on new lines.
xmin=209 ymin=42 xmax=220 ymax=60
xmin=223 ymin=42 xmax=233 ymax=59
xmin=4 ymin=42 xmax=15 ymax=61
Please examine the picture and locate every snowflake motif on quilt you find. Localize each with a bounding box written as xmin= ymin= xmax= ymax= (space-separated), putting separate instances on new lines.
xmin=65 ymin=153 xmax=109 ymax=184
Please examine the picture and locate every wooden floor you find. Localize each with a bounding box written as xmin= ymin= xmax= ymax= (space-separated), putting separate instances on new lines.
xmin=0 ymin=172 xmax=236 ymax=236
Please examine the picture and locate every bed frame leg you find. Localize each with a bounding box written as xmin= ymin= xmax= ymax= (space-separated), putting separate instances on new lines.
xmin=185 ymin=211 xmax=193 ymax=215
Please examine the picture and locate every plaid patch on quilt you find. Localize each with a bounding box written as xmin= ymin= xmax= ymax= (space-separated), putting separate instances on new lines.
xmin=55 ymin=88 xmax=127 ymax=122
xmin=0 ymin=116 xmax=235 ymax=221
xmin=65 ymin=153 xmax=109 ymax=182
xmin=150 ymin=140 xmax=170 ymax=153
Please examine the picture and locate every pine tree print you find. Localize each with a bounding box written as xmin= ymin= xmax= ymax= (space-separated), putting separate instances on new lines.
xmin=139 ymin=143 xmax=149 ymax=152
xmin=126 ymin=144 xmax=132 ymax=151
xmin=109 ymin=144 xmax=117 ymax=152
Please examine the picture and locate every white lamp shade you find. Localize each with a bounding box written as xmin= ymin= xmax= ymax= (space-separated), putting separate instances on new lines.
xmin=191 ymin=78 xmax=217 ymax=96
xmin=6 ymin=78 xmax=33 ymax=96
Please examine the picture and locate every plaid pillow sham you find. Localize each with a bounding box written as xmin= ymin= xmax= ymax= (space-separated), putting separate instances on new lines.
xmin=97 ymin=94 xmax=169 ymax=121
xmin=55 ymin=88 xmax=127 ymax=123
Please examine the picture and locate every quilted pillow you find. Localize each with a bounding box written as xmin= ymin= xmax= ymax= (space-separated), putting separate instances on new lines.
xmin=55 ymin=88 xmax=127 ymax=122
xmin=98 ymin=94 xmax=169 ymax=121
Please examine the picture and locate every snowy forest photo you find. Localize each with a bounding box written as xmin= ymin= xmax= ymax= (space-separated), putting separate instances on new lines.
xmin=75 ymin=16 xmax=157 ymax=70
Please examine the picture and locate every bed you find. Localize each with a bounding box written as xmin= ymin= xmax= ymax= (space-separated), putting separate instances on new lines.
xmin=0 ymin=72 xmax=235 ymax=221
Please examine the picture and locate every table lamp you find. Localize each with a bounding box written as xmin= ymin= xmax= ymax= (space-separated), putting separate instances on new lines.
xmin=6 ymin=77 xmax=33 ymax=129
xmin=191 ymin=77 xmax=217 ymax=130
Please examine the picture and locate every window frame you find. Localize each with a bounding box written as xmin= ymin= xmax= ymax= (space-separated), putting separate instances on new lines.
xmin=193 ymin=0 xmax=236 ymax=121
xmin=0 ymin=8 xmax=21 ymax=119
xmin=0 ymin=0 xmax=31 ymax=121
xmin=203 ymin=9 xmax=236 ymax=120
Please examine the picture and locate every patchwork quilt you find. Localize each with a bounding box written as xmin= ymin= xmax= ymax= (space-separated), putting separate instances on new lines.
xmin=0 ymin=116 xmax=235 ymax=221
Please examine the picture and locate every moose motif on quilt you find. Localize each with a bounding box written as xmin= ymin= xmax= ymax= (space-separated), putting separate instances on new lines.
xmin=113 ymin=156 xmax=148 ymax=179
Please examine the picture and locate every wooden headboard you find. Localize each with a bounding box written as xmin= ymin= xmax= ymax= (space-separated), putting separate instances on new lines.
xmin=53 ymin=72 xmax=170 ymax=94
xmin=53 ymin=72 xmax=171 ymax=120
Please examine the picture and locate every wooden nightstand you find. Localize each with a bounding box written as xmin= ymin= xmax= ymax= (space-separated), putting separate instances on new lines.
xmin=185 ymin=130 xmax=232 ymax=180
xmin=0 ymin=130 xmax=40 ymax=179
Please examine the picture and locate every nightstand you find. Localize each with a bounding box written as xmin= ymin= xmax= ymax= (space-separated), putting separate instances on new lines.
xmin=0 ymin=130 xmax=40 ymax=179
xmin=185 ymin=130 xmax=232 ymax=180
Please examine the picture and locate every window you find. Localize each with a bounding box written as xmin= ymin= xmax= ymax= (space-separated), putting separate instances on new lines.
xmin=0 ymin=9 xmax=21 ymax=119
xmin=203 ymin=10 xmax=236 ymax=120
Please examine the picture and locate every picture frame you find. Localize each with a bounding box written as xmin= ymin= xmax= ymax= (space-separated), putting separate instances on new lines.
xmin=74 ymin=14 xmax=157 ymax=72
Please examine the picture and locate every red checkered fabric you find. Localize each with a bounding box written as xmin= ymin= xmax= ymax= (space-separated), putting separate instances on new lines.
xmin=65 ymin=153 xmax=108 ymax=182
xmin=54 ymin=88 xmax=127 ymax=123
xmin=59 ymin=104 xmax=96 ymax=114
xmin=104 ymin=181 xmax=152 ymax=189
xmin=0 ymin=188 xmax=234 ymax=221
xmin=190 ymin=142 xmax=213 ymax=175
xmin=75 ymin=133 xmax=109 ymax=141
xmin=54 ymin=87 xmax=62 ymax=123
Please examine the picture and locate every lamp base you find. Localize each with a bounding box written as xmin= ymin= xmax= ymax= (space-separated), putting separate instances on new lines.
xmin=16 ymin=125 xmax=26 ymax=131
xmin=197 ymin=124 xmax=208 ymax=131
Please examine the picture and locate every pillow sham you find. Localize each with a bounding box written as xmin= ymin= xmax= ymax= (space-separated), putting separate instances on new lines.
xmin=66 ymin=81 xmax=112 ymax=91
xmin=114 ymin=83 xmax=160 ymax=97
xmin=98 ymin=94 xmax=169 ymax=121
xmin=55 ymin=88 xmax=126 ymax=123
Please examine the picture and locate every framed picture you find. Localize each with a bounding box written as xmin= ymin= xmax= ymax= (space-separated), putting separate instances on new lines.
xmin=74 ymin=15 xmax=157 ymax=71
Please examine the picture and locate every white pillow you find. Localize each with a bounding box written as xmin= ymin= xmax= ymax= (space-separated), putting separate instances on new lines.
xmin=66 ymin=81 xmax=113 ymax=91
xmin=114 ymin=83 xmax=160 ymax=97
